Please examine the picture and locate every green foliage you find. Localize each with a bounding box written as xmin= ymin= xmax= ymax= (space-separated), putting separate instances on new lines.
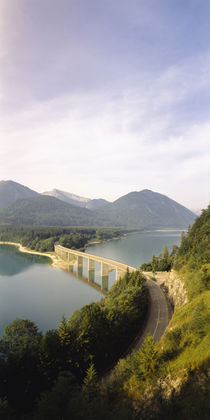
xmin=1 ymin=318 xmax=41 ymax=354
xmin=0 ymin=207 xmax=208 ymax=418
xmin=162 ymin=291 xmax=210 ymax=368
xmin=101 ymin=205 xmax=210 ymax=419
xmin=140 ymin=244 xmax=177 ymax=272
xmin=0 ymin=226 xmax=123 ymax=253
xmin=0 ymin=319 xmax=44 ymax=414
xmin=174 ymin=205 xmax=210 ymax=272
xmin=173 ymin=206 xmax=210 ymax=299
xmin=0 ymin=269 xmax=148 ymax=417
xmin=58 ymin=315 xmax=71 ymax=347
xmin=83 ymin=362 xmax=98 ymax=403
xmin=137 ymin=335 xmax=160 ymax=380
xmin=83 ymin=363 xmax=98 ymax=389
xmin=35 ymin=371 xmax=85 ymax=420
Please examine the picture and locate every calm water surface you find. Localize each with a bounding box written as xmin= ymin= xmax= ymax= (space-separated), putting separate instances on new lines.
xmin=86 ymin=230 xmax=182 ymax=268
xmin=0 ymin=245 xmax=103 ymax=335
xmin=0 ymin=231 xmax=182 ymax=335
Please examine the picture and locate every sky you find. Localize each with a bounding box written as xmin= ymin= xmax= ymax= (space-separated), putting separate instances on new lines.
xmin=0 ymin=0 xmax=209 ymax=211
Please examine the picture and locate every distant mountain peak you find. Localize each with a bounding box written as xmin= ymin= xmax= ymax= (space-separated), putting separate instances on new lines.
xmin=42 ymin=188 xmax=110 ymax=209
xmin=43 ymin=189 xmax=91 ymax=203
xmin=0 ymin=181 xmax=197 ymax=229
xmin=0 ymin=180 xmax=38 ymax=209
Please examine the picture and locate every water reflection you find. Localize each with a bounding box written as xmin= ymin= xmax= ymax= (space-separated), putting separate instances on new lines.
xmin=63 ymin=257 xmax=116 ymax=293
xmin=0 ymin=246 xmax=103 ymax=335
xmin=0 ymin=245 xmax=50 ymax=277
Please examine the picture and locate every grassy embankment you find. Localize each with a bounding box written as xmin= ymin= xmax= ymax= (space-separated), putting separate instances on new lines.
xmin=105 ymin=206 xmax=210 ymax=419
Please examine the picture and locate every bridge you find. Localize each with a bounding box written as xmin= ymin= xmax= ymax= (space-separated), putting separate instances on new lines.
xmin=54 ymin=244 xmax=169 ymax=345
xmin=54 ymin=244 xmax=136 ymax=290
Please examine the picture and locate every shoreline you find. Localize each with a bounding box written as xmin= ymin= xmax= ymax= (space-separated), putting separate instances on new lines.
xmin=0 ymin=228 xmax=183 ymax=268
xmin=0 ymin=241 xmax=68 ymax=271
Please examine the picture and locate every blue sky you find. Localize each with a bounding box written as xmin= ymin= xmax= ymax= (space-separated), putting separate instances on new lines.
xmin=0 ymin=0 xmax=209 ymax=210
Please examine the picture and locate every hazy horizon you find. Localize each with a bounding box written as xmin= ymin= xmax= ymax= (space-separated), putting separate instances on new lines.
xmin=0 ymin=178 xmax=203 ymax=213
xmin=0 ymin=1 xmax=209 ymax=210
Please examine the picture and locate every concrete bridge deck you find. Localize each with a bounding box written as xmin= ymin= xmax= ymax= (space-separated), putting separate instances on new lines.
xmin=55 ymin=244 xmax=169 ymax=350
xmin=54 ymin=244 xmax=137 ymax=274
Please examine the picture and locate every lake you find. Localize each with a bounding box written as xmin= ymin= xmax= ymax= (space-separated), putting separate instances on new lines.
xmin=0 ymin=244 xmax=103 ymax=335
xmin=85 ymin=230 xmax=182 ymax=267
xmin=0 ymin=231 xmax=182 ymax=335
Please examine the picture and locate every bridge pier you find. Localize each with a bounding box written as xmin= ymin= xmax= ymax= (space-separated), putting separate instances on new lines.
xmin=68 ymin=252 xmax=75 ymax=264
xmin=101 ymin=263 xmax=109 ymax=290
xmin=88 ymin=258 xmax=95 ymax=282
xmin=76 ymin=255 xmax=83 ymax=276
xmin=54 ymin=244 xmax=133 ymax=292
xmin=102 ymin=275 xmax=109 ymax=291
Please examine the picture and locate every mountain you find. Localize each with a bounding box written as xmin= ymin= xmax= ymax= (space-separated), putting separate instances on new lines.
xmin=0 ymin=180 xmax=38 ymax=209
xmin=43 ymin=189 xmax=90 ymax=207
xmin=0 ymin=181 xmax=196 ymax=228
xmin=0 ymin=195 xmax=97 ymax=227
xmin=85 ymin=198 xmax=110 ymax=209
xmin=96 ymin=189 xmax=196 ymax=229
xmin=43 ymin=188 xmax=110 ymax=209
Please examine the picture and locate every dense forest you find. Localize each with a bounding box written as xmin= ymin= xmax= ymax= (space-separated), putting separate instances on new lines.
xmin=0 ymin=227 xmax=128 ymax=252
xmin=0 ymin=207 xmax=209 ymax=419
xmin=0 ymin=270 xmax=148 ymax=419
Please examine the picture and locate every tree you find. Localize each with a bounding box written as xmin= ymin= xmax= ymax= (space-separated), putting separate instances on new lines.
xmin=163 ymin=245 xmax=169 ymax=260
xmin=83 ymin=363 xmax=98 ymax=393
xmin=138 ymin=335 xmax=160 ymax=380
xmin=58 ymin=314 xmax=71 ymax=347
xmin=3 ymin=318 xmax=41 ymax=352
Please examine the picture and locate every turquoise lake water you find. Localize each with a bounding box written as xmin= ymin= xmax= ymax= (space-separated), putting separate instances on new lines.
xmin=0 ymin=231 xmax=182 ymax=334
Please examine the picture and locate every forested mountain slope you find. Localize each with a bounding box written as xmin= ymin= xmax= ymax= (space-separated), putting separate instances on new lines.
xmin=97 ymin=189 xmax=196 ymax=228
xmin=0 ymin=180 xmax=38 ymax=209
xmin=0 ymin=195 xmax=97 ymax=227
xmin=0 ymin=182 xmax=196 ymax=229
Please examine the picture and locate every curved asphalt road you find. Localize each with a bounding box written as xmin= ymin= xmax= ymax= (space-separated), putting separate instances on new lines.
xmin=134 ymin=277 xmax=169 ymax=350
xmin=101 ymin=275 xmax=169 ymax=381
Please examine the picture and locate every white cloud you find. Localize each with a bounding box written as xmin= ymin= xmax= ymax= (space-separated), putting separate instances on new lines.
xmin=0 ymin=50 xmax=210 ymax=209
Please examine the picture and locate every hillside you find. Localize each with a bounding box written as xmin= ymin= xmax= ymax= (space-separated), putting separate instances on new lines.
xmin=0 ymin=195 xmax=97 ymax=227
xmin=43 ymin=189 xmax=90 ymax=207
xmin=105 ymin=206 xmax=210 ymax=419
xmin=97 ymin=189 xmax=196 ymax=228
xmin=0 ymin=180 xmax=38 ymax=209
xmin=43 ymin=188 xmax=110 ymax=209
xmin=85 ymin=198 xmax=110 ymax=209
xmin=0 ymin=181 xmax=196 ymax=229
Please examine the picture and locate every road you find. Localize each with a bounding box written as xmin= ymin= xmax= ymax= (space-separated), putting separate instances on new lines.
xmin=101 ymin=276 xmax=170 ymax=382
xmin=134 ymin=276 xmax=169 ymax=350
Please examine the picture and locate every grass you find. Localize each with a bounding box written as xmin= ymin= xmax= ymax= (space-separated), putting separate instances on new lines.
xmin=161 ymin=290 xmax=210 ymax=372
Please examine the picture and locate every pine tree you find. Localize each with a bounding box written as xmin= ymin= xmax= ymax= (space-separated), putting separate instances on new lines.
xmin=58 ymin=314 xmax=71 ymax=347
xmin=138 ymin=335 xmax=159 ymax=380
xmin=82 ymin=362 xmax=98 ymax=401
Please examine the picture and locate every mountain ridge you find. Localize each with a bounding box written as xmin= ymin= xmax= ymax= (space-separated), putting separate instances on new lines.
xmin=96 ymin=189 xmax=196 ymax=229
xmin=0 ymin=180 xmax=196 ymax=228
xmin=43 ymin=188 xmax=110 ymax=209
xmin=0 ymin=180 xmax=39 ymax=209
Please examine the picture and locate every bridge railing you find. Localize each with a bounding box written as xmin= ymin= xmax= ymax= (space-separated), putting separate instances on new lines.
xmin=54 ymin=244 xmax=136 ymax=272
